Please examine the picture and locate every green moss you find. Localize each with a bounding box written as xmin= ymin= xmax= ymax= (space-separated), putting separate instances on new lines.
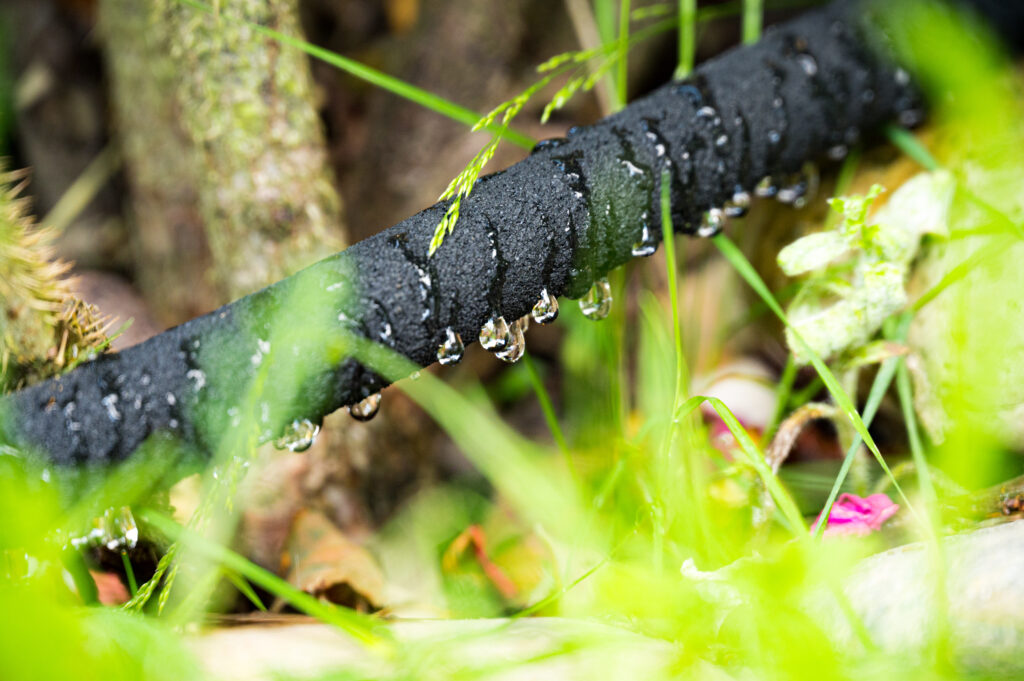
xmin=99 ymin=0 xmax=345 ymax=311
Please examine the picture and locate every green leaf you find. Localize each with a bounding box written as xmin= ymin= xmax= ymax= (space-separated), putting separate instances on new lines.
xmin=777 ymin=231 xmax=851 ymax=276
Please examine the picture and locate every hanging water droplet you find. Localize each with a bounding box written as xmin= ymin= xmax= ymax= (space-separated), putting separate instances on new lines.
xmin=105 ymin=507 xmax=138 ymax=552
xmin=532 ymin=288 xmax=559 ymax=324
xmin=479 ymin=315 xmax=511 ymax=351
xmin=776 ymin=181 xmax=803 ymax=205
xmin=495 ymin=317 xmax=527 ymax=363
xmin=755 ymin=176 xmax=778 ymax=198
xmin=348 ymin=393 xmax=382 ymax=422
xmin=70 ymin=507 xmax=139 ymax=553
xmin=579 ymin=278 xmax=613 ymax=320
xmin=437 ymin=327 xmax=465 ymax=365
xmin=274 ymin=418 xmax=320 ymax=452
xmin=723 ymin=189 xmax=751 ymax=218
xmin=698 ymin=207 xmax=727 ymax=237
xmin=715 ymin=133 xmax=729 ymax=148
xmin=695 ymin=105 xmax=718 ymax=121
xmin=631 ymin=219 xmax=658 ymax=257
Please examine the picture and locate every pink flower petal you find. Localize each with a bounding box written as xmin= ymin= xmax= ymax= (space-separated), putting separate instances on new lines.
xmin=812 ymin=493 xmax=899 ymax=537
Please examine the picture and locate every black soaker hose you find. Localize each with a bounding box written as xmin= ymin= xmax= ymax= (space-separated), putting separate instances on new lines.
xmin=0 ymin=0 xmax=1018 ymax=470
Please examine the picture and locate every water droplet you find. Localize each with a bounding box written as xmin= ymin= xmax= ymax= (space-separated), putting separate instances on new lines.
xmin=532 ymin=137 xmax=568 ymax=153
xmin=495 ymin=317 xmax=527 ymax=363
xmin=715 ymin=134 xmax=729 ymax=148
xmin=186 ymin=368 xmax=206 ymax=391
xmin=796 ymin=53 xmax=818 ymax=76
xmin=894 ymin=67 xmax=911 ymax=86
xmin=776 ymin=163 xmax=818 ymax=208
xmin=348 ymin=393 xmax=382 ymax=422
xmin=479 ymin=315 xmax=511 ymax=351
xmin=622 ymin=160 xmax=644 ymax=177
xmin=251 ymin=338 xmax=271 ymax=366
xmin=861 ymin=89 xmax=876 ymax=104
xmin=698 ymin=208 xmax=727 ymax=237
xmin=631 ymin=219 xmax=658 ymax=257
xmin=71 ymin=507 xmax=139 ymax=553
xmin=532 ymin=288 xmax=559 ymax=324
xmin=675 ymin=83 xmax=704 ymax=108
xmin=101 ymin=394 xmax=120 ymax=422
xmin=723 ymin=189 xmax=751 ymax=218
xmin=776 ymin=180 xmax=804 ymax=205
xmin=108 ymin=507 xmax=139 ymax=552
xmin=437 ymin=327 xmax=465 ymax=365
xmin=827 ymin=144 xmax=848 ymax=161
xmin=410 ymin=371 xmax=421 ymax=381
xmin=579 ymin=278 xmax=612 ymax=320
xmin=274 ymin=418 xmax=320 ymax=452
xmin=755 ymin=177 xmax=778 ymax=198
xmin=767 ymin=130 xmax=781 ymax=145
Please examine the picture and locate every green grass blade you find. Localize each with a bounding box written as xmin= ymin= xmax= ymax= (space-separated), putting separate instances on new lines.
xmin=763 ymin=356 xmax=797 ymax=444
xmin=912 ymin=234 xmax=1012 ymax=311
xmin=43 ymin=145 xmax=120 ymax=234
xmin=675 ymin=396 xmax=807 ymax=533
xmin=675 ymin=0 xmax=697 ymax=78
xmin=223 ymin=568 xmax=267 ymax=612
xmin=812 ymin=355 xmax=899 ymax=538
xmin=176 ymin=0 xmax=534 ymax=150
xmin=897 ymin=361 xmax=937 ymax=509
xmin=140 ymin=509 xmax=391 ymax=650
xmin=885 ymin=124 xmax=940 ymax=171
xmin=742 ymin=0 xmax=764 ymax=44
xmin=522 ymin=352 xmax=572 ymax=469
xmin=712 ymin=235 xmax=919 ymax=523
xmin=616 ymin=0 xmax=631 ymax=110
xmin=660 ymin=171 xmax=687 ymax=414
xmin=121 ymin=551 xmax=139 ymax=598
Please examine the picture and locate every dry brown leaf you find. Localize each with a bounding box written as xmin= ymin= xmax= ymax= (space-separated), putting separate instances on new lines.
xmin=282 ymin=509 xmax=385 ymax=611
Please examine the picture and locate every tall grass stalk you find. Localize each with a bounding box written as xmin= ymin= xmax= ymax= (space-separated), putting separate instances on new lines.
xmin=742 ymin=0 xmax=763 ymax=44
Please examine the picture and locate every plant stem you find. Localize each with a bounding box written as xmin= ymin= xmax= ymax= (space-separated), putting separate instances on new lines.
xmin=675 ymin=0 xmax=697 ymax=78
xmin=742 ymin=0 xmax=763 ymax=45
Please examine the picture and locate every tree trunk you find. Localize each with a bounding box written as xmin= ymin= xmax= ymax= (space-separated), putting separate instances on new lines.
xmin=98 ymin=0 xmax=345 ymax=322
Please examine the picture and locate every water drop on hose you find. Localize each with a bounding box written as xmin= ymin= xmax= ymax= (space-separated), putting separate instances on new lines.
xmin=579 ymin=278 xmax=613 ymax=320
xmin=437 ymin=327 xmax=465 ymax=365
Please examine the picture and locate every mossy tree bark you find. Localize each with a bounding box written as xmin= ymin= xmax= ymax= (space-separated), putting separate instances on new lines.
xmin=98 ymin=0 xmax=345 ymax=322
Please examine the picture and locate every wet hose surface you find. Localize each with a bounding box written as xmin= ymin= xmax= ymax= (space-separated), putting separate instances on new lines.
xmin=0 ymin=0 xmax=1017 ymax=469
